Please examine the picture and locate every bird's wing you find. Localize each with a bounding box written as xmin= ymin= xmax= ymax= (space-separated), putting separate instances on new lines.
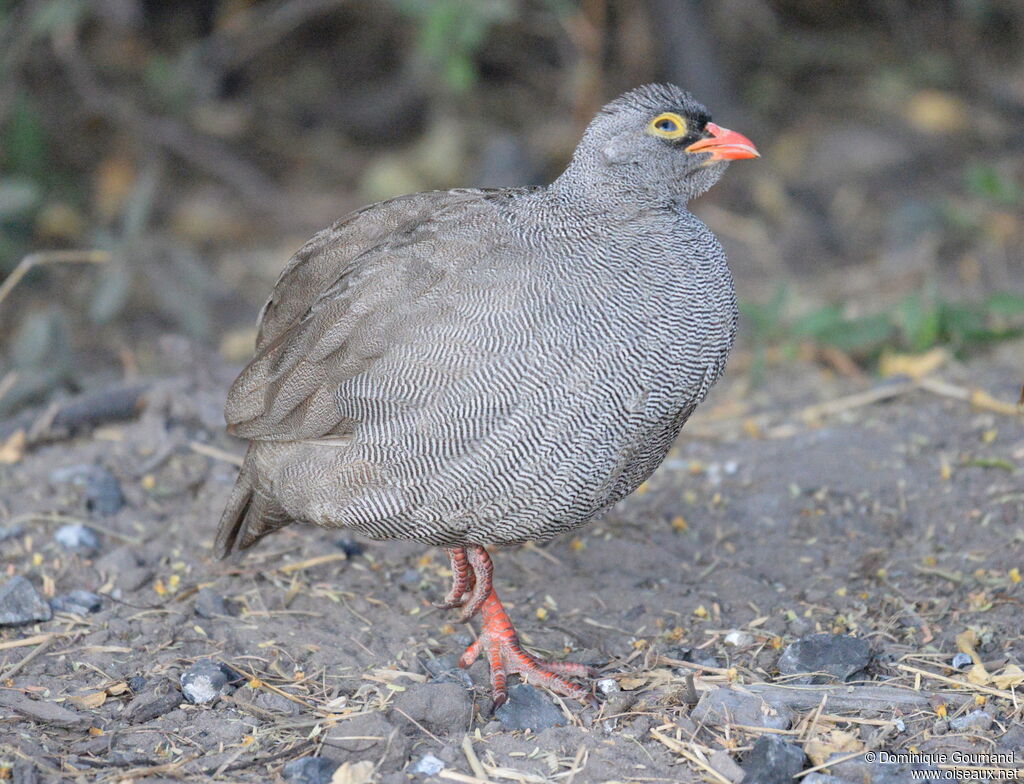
xmin=224 ymin=188 xmax=520 ymax=441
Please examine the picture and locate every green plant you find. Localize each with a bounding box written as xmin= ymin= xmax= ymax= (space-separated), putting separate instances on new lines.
xmin=740 ymin=287 xmax=1024 ymax=371
xmin=393 ymin=0 xmax=512 ymax=93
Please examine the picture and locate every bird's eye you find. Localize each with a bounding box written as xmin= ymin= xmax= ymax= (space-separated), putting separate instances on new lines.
xmin=647 ymin=112 xmax=688 ymax=139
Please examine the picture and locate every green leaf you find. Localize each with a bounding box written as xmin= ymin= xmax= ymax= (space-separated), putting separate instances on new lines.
xmin=789 ymin=304 xmax=844 ymax=339
xmin=896 ymin=294 xmax=941 ymax=352
xmin=984 ymin=292 xmax=1024 ymax=317
xmin=4 ymin=96 xmax=47 ymax=177
xmin=964 ymin=163 xmax=1022 ymax=206
xmin=816 ymin=314 xmax=894 ymax=353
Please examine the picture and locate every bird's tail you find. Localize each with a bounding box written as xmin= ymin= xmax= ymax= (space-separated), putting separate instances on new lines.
xmin=213 ymin=445 xmax=287 ymax=559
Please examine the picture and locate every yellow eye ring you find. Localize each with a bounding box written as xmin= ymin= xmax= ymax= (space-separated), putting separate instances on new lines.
xmin=648 ymin=112 xmax=688 ymax=139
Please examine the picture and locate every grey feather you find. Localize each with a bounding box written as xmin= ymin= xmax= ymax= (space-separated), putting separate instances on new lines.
xmin=216 ymin=84 xmax=740 ymax=556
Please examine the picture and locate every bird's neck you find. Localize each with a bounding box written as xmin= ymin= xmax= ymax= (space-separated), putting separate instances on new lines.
xmin=548 ymin=157 xmax=682 ymax=217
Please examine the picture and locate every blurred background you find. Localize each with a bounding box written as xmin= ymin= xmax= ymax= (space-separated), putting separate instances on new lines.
xmin=1 ymin=0 xmax=1023 ymax=417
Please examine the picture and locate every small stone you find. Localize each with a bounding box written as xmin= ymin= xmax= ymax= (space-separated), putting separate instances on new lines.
xmin=0 ymin=576 xmax=52 ymax=626
xmin=830 ymin=757 xmax=935 ymax=784
xmin=724 ymin=630 xmax=754 ymax=647
xmin=493 ymin=684 xmax=565 ymax=731
xmin=411 ymin=754 xmax=445 ymax=776
xmin=96 ymin=547 xmax=152 ymax=592
xmin=0 ymin=524 xmax=25 ymax=542
xmin=777 ymin=633 xmax=870 ymax=684
xmin=334 ymin=535 xmax=365 ymax=557
xmin=282 ymin=757 xmax=339 ymax=784
xmin=323 ymin=711 xmax=407 ymax=768
xmin=12 ymin=762 xmax=39 ymax=784
xmin=802 ymin=775 xmax=848 ymax=784
xmin=741 ymin=735 xmax=805 ymax=784
xmin=949 ymin=709 xmax=993 ymax=732
xmin=709 ymin=749 xmax=745 ymax=783
xmin=54 ymin=524 xmax=100 ymax=555
xmin=597 ymin=678 xmax=620 ymax=695
xmin=124 ymin=678 xmax=181 ymax=723
xmin=951 ymin=652 xmax=973 ymax=670
xmin=932 ymin=719 xmax=949 ymax=735
xmin=393 ymin=681 xmax=471 ymax=735
xmin=692 ymin=687 xmax=794 ymax=731
xmin=194 ymin=588 xmax=228 ymax=618
xmin=668 ymin=646 xmax=719 ymax=669
xmin=421 ymin=654 xmax=473 ymax=687
xmin=50 ymin=590 xmax=102 ymax=614
xmin=128 ymin=676 xmax=147 ymax=692
xmin=50 ymin=464 xmax=123 ymax=517
xmin=180 ymin=659 xmax=232 ymax=704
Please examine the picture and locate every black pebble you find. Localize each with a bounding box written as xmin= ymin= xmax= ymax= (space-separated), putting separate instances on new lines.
xmin=282 ymin=757 xmax=340 ymax=784
xmin=742 ymin=735 xmax=805 ymax=784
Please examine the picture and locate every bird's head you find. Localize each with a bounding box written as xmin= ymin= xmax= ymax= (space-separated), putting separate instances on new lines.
xmin=559 ymin=83 xmax=759 ymax=206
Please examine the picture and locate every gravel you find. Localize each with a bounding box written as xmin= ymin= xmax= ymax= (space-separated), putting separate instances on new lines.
xmin=741 ymin=735 xmax=806 ymax=784
xmin=0 ymin=576 xmax=52 ymax=626
xmin=948 ymin=709 xmax=993 ymax=732
xmin=54 ymin=523 xmax=101 ymax=555
xmin=282 ymin=757 xmax=339 ymax=784
xmin=180 ymin=659 xmax=233 ymax=704
xmin=392 ymin=681 xmax=472 ymax=736
xmin=691 ymin=687 xmax=794 ymax=730
xmin=50 ymin=589 xmax=102 ymax=614
xmin=493 ymin=684 xmax=566 ymax=731
xmin=411 ymin=754 xmax=445 ymax=776
xmin=194 ymin=587 xmax=229 ymax=618
xmin=777 ymin=634 xmax=871 ymax=684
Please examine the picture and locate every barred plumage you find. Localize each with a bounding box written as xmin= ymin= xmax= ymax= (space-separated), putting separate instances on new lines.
xmin=216 ymin=83 xmax=760 ymax=706
xmin=215 ymin=84 xmax=747 ymax=559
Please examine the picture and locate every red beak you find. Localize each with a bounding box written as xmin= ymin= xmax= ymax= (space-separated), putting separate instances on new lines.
xmin=684 ymin=122 xmax=759 ymax=161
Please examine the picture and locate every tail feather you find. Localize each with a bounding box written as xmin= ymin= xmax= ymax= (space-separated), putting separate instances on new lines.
xmin=214 ymin=467 xmax=254 ymax=559
xmin=214 ymin=448 xmax=290 ymax=558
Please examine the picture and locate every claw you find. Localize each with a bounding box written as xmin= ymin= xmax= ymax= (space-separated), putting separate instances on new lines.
xmin=458 ymin=588 xmax=590 ymax=707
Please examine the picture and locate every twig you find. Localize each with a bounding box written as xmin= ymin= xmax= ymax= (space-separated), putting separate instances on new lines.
xmin=277 ymin=553 xmax=348 ymax=574
xmin=799 ymin=381 xmax=915 ymax=422
xmin=460 ymin=733 xmax=490 ymax=780
xmin=649 ymin=729 xmax=732 ymax=784
xmin=895 ymin=663 xmax=1020 ymax=702
xmin=0 ymin=250 xmax=109 ymax=310
xmin=189 ymin=441 xmax=244 ymax=466
xmin=0 ymin=383 xmax=149 ymax=444
xmin=0 ymin=635 xmax=55 ymax=680
xmin=0 ymin=633 xmax=56 ymax=652
xmin=917 ymin=376 xmax=1023 ymax=417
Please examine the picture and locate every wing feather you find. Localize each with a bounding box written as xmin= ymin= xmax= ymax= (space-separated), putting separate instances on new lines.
xmin=225 ymin=188 xmax=513 ymax=441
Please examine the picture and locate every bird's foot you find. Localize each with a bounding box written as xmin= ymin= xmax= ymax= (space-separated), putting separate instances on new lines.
xmin=435 ymin=545 xmax=492 ymax=622
xmin=458 ymin=587 xmax=593 ymax=711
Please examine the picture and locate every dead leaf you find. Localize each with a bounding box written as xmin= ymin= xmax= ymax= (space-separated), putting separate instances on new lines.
xmin=992 ymin=664 xmax=1024 ymax=690
xmin=879 ymin=348 xmax=947 ymax=381
xmin=69 ymin=691 xmax=107 ymax=710
xmin=617 ymin=676 xmax=647 ymax=691
xmin=0 ymin=430 xmax=26 ymax=465
xmin=330 ymin=760 xmax=375 ymax=784
xmin=805 ymin=730 xmax=864 ymax=766
xmin=904 ymin=90 xmax=968 ymax=134
xmin=956 ymin=629 xmax=993 ymax=685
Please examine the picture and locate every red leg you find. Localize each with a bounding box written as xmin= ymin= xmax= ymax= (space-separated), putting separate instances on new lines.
xmin=448 ymin=547 xmax=593 ymax=710
xmin=436 ymin=547 xmax=475 ymax=609
xmin=457 ymin=545 xmax=493 ymax=622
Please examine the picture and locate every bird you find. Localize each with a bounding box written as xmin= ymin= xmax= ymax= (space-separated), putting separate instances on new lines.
xmin=215 ymin=83 xmax=758 ymax=709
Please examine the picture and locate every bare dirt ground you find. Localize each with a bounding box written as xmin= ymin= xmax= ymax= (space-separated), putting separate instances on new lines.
xmin=1 ymin=340 xmax=1022 ymax=783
